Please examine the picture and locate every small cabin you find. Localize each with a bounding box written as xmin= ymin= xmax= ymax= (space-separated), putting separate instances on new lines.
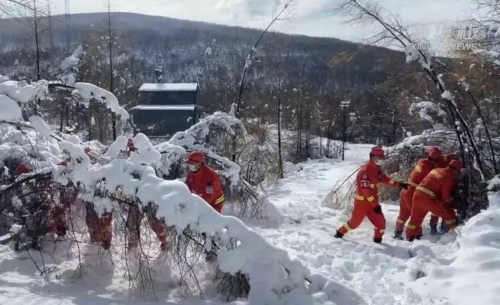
xmin=131 ymin=83 xmax=198 ymax=138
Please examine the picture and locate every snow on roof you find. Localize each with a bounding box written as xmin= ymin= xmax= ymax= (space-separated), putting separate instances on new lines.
xmin=130 ymin=104 xmax=195 ymax=111
xmin=139 ymin=83 xmax=198 ymax=92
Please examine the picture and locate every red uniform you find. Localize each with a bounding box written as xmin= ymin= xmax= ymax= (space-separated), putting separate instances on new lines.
xmin=85 ymin=204 xmax=113 ymax=248
xmin=186 ymin=164 xmax=225 ymax=213
xmin=123 ymin=139 xmax=167 ymax=250
xmin=396 ymin=158 xmax=436 ymax=234
xmin=406 ymin=167 xmax=459 ymax=240
xmin=429 ymin=154 xmax=459 ymax=229
xmin=337 ymin=160 xmax=400 ymax=239
xmin=126 ymin=204 xmax=168 ymax=250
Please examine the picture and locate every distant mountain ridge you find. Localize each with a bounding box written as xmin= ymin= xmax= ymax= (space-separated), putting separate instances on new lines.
xmin=0 ymin=12 xmax=405 ymax=109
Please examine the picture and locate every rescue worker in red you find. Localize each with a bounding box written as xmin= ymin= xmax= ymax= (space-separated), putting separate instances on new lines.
xmin=428 ymin=152 xmax=458 ymax=234
xmin=15 ymin=162 xmax=72 ymax=238
xmin=405 ymin=160 xmax=463 ymax=241
xmin=185 ymin=152 xmax=225 ymax=213
xmin=335 ymin=146 xmax=404 ymax=243
xmin=124 ymin=138 xmax=168 ymax=251
xmin=394 ymin=147 xmax=444 ymax=239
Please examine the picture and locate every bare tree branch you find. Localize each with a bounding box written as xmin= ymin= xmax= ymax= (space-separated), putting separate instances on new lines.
xmin=336 ymin=0 xmax=488 ymax=178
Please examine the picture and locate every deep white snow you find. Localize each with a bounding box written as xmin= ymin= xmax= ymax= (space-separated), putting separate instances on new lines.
xmin=254 ymin=143 xmax=500 ymax=305
xmin=0 ymin=143 xmax=499 ymax=305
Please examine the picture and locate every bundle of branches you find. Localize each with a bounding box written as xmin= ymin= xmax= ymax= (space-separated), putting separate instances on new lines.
xmin=321 ymin=167 xmax=357 ymax=214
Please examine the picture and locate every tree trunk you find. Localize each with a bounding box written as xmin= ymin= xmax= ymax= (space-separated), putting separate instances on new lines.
xmin=277 ymin=85 xmax=284 ymax=179
xmin=33 ymin=0 xmax=40 ymax=81
xmin=108 ymin=1 xmax=116 ymax=140
xmin=467 ymin=91 xmax=498 ymax=175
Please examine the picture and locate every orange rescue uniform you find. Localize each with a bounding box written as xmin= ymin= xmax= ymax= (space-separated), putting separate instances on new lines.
xmin=396 ymin=158 xmax=436 ymax=234
xmin=406 ymin=167 xmax=458 ymax=240
xmin=186 ymin=164 xmax=225 ymax=213
xmin=338 ymin=160 xmax=401 ymax=239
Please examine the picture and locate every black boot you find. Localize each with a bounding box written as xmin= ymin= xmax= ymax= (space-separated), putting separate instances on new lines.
xmin=440 ymin=222 xmax=448 ymax=233
xmin=393 ymin=229 xmax=403 ymax=240
xmin=430 ymin=224 xmax=438 ymax=235
xmin=334 ymin=231 xmax=344 ymax=239
xmin=102 ymin=240 xmax=111 ymax=250
xmin=373 ymin=237 xmax=382 ymax=244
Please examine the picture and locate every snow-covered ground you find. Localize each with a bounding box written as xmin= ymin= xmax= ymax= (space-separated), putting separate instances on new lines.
xmin=254 ymin=143 xmax=500 ymax=305
xmin=1 ymin=143 xmax=499 ymax=305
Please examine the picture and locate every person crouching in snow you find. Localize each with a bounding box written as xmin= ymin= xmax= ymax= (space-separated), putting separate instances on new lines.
xmin=428 ymin=153 xmax=459 ymax=235
xmin=335 ymin=146 xmax=405 ymax=243
xmin=394 ymin=147 xmax=444 ymax=239
xmin=185 ymin=152 xmax=225 ymax=213
xmin=405 ymin=160 xmax=463 ymax=241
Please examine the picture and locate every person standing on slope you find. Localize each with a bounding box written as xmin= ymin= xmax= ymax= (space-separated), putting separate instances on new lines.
xmin=185 ymin=152 xmax=225 ymax=213
xmin=405 ymin=160 xmax=463 ymax=241
xmin=394 ymin=147 xmax=444 ymax=239
xmin=335 ymin=146 xmax=404 ymax=243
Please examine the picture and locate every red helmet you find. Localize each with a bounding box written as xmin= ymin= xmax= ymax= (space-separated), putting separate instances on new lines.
xmin=127 ymin=138 xmax=137 ymax=152
xmin=15 ymin=164 xmax=30 ymax=176
xmin=370 ymin=146 xmax=385 ymax=159
xmin=445 ymin=153 xmax=458 ymax=163
xmin=448 ymin=160 xmax=464 ymax=171
xmin=427 ymin=147 xmax=442 ymax=161
xmin=186 ymin=151 xmax=205 ymax=164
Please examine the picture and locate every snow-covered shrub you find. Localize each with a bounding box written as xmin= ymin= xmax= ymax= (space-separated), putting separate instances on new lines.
xmin=72 ymin=82 xmax=129 ymax=121
xmin=161 ymin=111 xmax=271 ymax=218
xmin=53 ymin=139 xmax=339 ymax=304
xmin=0 ymin=78 xmax=49 ymax=119
xmin=409 ymin=100 xmax=448 ymax=129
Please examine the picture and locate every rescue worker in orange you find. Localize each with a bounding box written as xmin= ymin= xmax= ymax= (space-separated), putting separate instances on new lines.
xmin=335 ymin=146 xmax=404 ymax=243
xmin=122 ymin=138 xmax=168 ymax=251
xmin=405 ymin=160 xmax=463 ymax=241
xmin=185 ymin=152 xmax=225 ymax=213
xmin=428 ymin=153 xmax=458 ymax=234
xmin=394 ymin=147 xmax=443 ymax=239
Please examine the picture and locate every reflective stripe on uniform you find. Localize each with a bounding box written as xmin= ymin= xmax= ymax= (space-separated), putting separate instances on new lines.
xmin=408 ymin=181 xmax=419 ymax=188
xmin=396 ymin=218 xmax=405 ymax=224
xmin=215 ymin=195 xmax=225 ymax=205
xmin=446 ymin=219 xmax=456 ymax=225
xmin=356 ymin=194 xmax=376 ymax=202
xmin=431 ymin=169 xmax=443 ymax=179
xmin=415 ymin=165 xmax=422 ymax=173
xmin=407 ymin=224 xmax=416 ymax=230
xmin=344 ymin=224 xmax=353 ymax=231
xmin=416 ymin=185 xmax=436 ymax=198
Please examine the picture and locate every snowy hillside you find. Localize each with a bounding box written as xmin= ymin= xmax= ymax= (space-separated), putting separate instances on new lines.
xmin=1 ymin=143 xmax=499 ymax=305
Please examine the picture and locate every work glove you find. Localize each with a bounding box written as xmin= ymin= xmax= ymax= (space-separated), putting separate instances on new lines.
xmin=399 ymin=182 xmax=409 ymax=189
